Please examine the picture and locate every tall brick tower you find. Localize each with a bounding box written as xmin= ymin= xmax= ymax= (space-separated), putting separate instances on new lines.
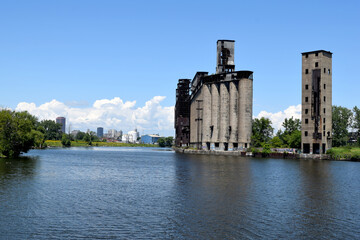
xmin=301 ymin=50 xmax=332 ymax=154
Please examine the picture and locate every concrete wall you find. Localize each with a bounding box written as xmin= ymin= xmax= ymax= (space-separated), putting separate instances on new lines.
xmin=190 ymin=89 xmax=203 ymax=146
xmin=301 ymin=51 xmax=332 ymax=154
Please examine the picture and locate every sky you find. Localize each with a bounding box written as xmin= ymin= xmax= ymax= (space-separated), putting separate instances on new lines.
xmin=0 ymin=0 xmax=359 ymax=136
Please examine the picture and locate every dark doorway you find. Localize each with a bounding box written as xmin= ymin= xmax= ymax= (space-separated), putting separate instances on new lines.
xmin=322 ymin=143 xmax=326 ymax=154
xmin=303 ymin=143 xmax=310 ymax=154
xmin=313 ymin=143 xmax=320 ymax=154
xmin=224 ymin=143 xmax=228 ymax=151
xmin=206 ymin=142 xmax=210 ymax=151
xmin=233 ymin=143 xmax=238 ymax=150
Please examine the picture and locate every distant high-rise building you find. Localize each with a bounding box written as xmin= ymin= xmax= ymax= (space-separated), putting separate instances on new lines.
xmin=97 ymin=127 xmax=104 ymax=138
xmin=56 ymin=117 xmax=66 ymax=133
xmin=301 ymin=50 xmax=332 ymax=154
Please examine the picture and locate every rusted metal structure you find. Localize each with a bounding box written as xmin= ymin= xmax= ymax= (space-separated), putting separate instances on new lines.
xmin=175 ymin=79 xmax=190 ymax=147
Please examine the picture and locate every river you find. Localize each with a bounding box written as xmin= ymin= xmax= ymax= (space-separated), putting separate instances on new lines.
xmin=0 ymin=147 xmax=359 ymax=239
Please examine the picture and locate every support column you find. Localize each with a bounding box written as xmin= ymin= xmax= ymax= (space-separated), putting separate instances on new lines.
xmin=211 ymin=83 xmax=220 ymax=150
xmin=238 ymin=78 xmax=253 ymax=150
xmin=202 ymin=84 xmax=211 ymax=150
xmin=229 ymin=81 xmax=238 ymax=150
xmin=220 ymin=82 xmax=230 ymax=151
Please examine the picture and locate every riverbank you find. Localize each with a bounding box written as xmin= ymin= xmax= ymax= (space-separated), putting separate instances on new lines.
xmin=326 ymin=147 xmax=360 ymax=161
xmin=45 ymin=140 xmax=156 ymax=148
xmin=174 ymin=147 xmax=360 ymax=161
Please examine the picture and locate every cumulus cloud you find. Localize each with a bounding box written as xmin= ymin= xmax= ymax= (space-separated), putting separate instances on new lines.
xmin=254 ymin=104 xmax=301 ymax=133
xmin=15 ymin=97 xmax=174 ymax=136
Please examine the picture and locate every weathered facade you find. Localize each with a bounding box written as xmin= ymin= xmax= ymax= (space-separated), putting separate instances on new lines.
xmin=175 ymin=79 xmax=191 ymax=147
xmin=175 ymin=40 xmax=253 ymax=151
xmin=301 ymin=50 xmax=332 ymax=154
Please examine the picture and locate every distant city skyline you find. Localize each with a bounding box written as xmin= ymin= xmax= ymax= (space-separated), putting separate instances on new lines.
xmin=1 ymin=0 xmax=359 ymax=136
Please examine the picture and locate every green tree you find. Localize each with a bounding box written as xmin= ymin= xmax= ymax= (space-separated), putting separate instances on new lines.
xmin=157 ymin=138 xmax=166 ymax=147
xmin=332 ymin=106 xmax=353 ymax=147
xmin=83 ymin=131 xmax=98 ymax=145
xmin=353 ymin=106 xmax=360 ymax=140
xmin=75 ymin=131 xmax=86 ymax=141
xmin=270 ymin=136 xmax=283 ymax=148
xmin=282 ymin=117 xmax=301 ymax=134
xmin=275 ymin=117 xmax=301 ymax=148
xmin=165 ymin=136 xmax=174 ymax=147
xmin=0 ymin=110 xmax=38 ymax=158
xmin=251 ymin=117 xmax=274 ymax=147
xmin=288 ymin=130 xmax=301 ymax=148
xmin=32 ymin=129 xmax=45 ymax=148
xmin=61 ymin=134 xmax=71 ymax=147
xmin=38 ymin=120 xmax=62 ymax=140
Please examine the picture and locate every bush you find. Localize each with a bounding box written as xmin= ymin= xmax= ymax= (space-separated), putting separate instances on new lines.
xmin=61 ymin=134 xmax=71 ymax=147
xmin=261 ymin=144 xmax=271 ymax=157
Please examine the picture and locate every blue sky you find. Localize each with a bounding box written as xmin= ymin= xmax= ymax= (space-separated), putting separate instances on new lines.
xmin=0 ymin=0 xmax=359 ymax=135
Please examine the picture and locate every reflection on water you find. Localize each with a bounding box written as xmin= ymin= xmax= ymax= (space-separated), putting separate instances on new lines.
xmin=0 ymin=148 xmax=360 ymax=239
xmin=0 ymin=155 xmax=39 ymax=180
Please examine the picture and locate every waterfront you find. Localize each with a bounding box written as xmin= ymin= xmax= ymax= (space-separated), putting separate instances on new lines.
xmin=1 ymin=147 xmax=360 ymax=239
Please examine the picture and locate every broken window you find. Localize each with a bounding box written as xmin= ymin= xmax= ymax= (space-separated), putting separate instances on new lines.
xmin=305 ymin=131 xmax=308 ymax=136
xmin=305 ymin=119 xmax=308 ymax=124
xmin=305 ymin=84 xmax=308 ymax=90
xmin=305 ymin=54 xmax=308 ymax=58
xmin=315 ymin=62 xmax=318 ymax=67
xmin=305 ymin=97 xmax=308 ymax=102
xmin=328 ymin=69 xmax=331 ymax=74
xmin=305 ymin=69 xmax=309 ymax=74
xmin=305 ymin=109 xmax=308 ymax=114
xmin=315 ymin=53 xmax=318 ymax=57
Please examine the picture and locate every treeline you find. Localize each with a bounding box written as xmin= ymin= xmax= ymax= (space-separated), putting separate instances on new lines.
xmin=0 ymin=109 xmax=103 ymax=158
xmin=332 ymin=106 xmax=360 ymax=147
xmin=251 ymin=117 xmax=301 ymax=149
xmin=61 ymin=131 xmax=101 ymax=147
xmin=251 ymin=105 xmax=360 ymax=150
xmin=157 ymin=137 xmax=174 ymax=147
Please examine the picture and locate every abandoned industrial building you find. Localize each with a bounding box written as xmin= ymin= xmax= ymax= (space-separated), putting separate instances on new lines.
xmin=175 ymin=40 xmax=253 ymax=151
xmin=301 ymin=50 xmax=333 ymax=154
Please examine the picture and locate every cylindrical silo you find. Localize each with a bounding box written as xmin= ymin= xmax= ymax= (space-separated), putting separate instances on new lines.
xmin=211 ymin=83 xmax=220 ymax=148
xmin=229 ymin=81 xmax=238 ymax=145
xmin=238 ymin=78 xmax=253 ymax=149
xmin=202 ymin=84 xmax=211 ymax=148
xmin=219 ymin=82 xmax=230 ymax=150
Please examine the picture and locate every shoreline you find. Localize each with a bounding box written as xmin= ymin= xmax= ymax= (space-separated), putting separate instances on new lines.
xmin=174 ymin=147 xmax=359 ymax=161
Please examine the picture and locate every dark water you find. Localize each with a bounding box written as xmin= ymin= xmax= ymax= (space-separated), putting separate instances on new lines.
xmin=1 ymin=148 xmax=360 ymax=239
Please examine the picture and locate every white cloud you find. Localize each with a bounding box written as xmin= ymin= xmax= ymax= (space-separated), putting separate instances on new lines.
xmin=15 ymin=97 xmax=174 ymax=136
xmin=254 ymin=104 xmax=301 ymax=133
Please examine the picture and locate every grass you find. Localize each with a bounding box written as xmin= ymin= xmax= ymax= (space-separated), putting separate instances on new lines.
xmin=45 ymin=140 xmax=157 ymax=148
xmin=326 ymin=146 xmax=360 ymax=160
